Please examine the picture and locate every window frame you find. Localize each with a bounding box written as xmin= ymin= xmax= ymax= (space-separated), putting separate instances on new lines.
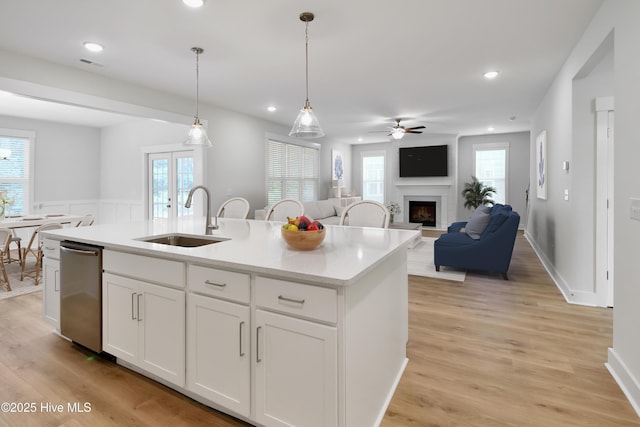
xmin=472 ymin=142 xmax=510 ymax=205
xmin=0 ymin=127 xmax=36 ymax=215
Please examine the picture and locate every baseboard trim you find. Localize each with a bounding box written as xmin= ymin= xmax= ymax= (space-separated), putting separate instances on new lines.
xmin=606 ymin=348 xmax=640 ymax=418
xmin=524 ymin=231 xmax=597 ymax=307
xmin=373 ymin=357 xmax=409 ymax=427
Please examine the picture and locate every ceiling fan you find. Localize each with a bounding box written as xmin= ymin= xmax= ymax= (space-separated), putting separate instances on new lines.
xmin=370 ymin=119 xmax=426 ymax=140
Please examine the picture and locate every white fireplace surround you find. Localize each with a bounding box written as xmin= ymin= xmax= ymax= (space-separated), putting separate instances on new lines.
xmin=395 ymin=182 xmax=453 ymax=229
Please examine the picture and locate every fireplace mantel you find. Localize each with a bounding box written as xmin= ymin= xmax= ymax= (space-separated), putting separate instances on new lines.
xmin=395 ymin=180 xmax=453 ymax=229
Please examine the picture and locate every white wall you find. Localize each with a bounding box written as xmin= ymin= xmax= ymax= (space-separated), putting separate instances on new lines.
xmin=457 ymin=131 xmax=530 ymax=224
xmin=528 ymin=0 xmax=640 ymax=415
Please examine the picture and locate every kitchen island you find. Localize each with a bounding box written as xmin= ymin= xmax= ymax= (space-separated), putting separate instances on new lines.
xmin=42 ymin=218 xmax=419 ymax=427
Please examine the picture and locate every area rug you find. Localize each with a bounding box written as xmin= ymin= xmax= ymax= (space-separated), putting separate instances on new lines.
xmin=407 ymin=237 xmax=466 ymax=282
xmin=0 ymin=261 xmax=41 ymax=300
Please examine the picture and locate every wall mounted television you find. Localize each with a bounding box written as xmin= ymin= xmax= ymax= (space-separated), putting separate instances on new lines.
xmin=399 ymin=145 xmax=448 ymax=177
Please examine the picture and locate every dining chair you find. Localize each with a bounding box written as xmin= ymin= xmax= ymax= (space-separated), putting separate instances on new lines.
xmin=265 ymin=199 xmax=304 ymax=222
xmin=6 ymin=230 xmax=22 ymax=264
xmin=339 ymin=200 xmax=390 ymax=228
xmin=20 ymin=223 xmax=63 ymax=286
xmin=216 ymin=197 xmax=250 ymax=219
xmin=0 ymin=228 xmax=13 ymax=291
xmin=75 ymin=213 xmax=95 ymax=227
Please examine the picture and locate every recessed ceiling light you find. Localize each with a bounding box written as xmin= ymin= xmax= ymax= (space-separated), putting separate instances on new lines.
xmin=487 ymin=126 xmax=495 ymax=132
xmin=267 ymin=106 xmax=277 ymax=112
xmin=183 ymin=0 xmax=205 ymax=7
xmin=484 ymin=70 xmax=499 ymax=79
xmin=83 ymin=42 xmax=104 ymax=52
xmin=357 ymin=137 xmax=363 ymax=142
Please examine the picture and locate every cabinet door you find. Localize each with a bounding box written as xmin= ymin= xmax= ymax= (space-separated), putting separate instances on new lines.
xmin=255 ymin=310 xmax=337 ymax=427
xmin=42 ymin=258 xmax=60 ymax=329
xmin=102 ymin=273 xmax=140 ymax=363
xmin=187 ymin=294 xmax=250 ymax=417
xmin=139 ymin=282 xmax=186 ymax=387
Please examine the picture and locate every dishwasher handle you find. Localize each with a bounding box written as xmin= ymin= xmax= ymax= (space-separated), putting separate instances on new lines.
xmin=60 ymin=246 xmax=100 ymax=257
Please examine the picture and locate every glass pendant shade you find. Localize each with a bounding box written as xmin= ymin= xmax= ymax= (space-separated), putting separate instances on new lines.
xmin=184 ymin=46 xmax=212 ymax=147
xmin=185 ymin=117 xmax=212 ymax=147
xmin=289 ymin=12 xmax=324 ymax=139
xmin=290 ymin=100 xmax=324 ymax=138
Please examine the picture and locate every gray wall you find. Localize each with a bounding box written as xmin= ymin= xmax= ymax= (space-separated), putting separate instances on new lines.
xmin=351 ymin=134 xmax=458 ymax=225
xmin=0 ymin=114 xmax=101 ymax=204
xmin=457 ymin=131 xmax=530 ymax=224
xmin=529 ymin=0 xmax=640 ymax=412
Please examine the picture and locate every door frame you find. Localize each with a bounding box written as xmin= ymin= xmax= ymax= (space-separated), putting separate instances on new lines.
xmin=595 ymin=97 xmax=614 ymax=307
xmin=142 ymin=143 xmax=205 ymax=220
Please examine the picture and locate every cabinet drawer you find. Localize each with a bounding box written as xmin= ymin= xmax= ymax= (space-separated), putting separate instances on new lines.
xmin=42 ymin=238 xmax=61 ymax=260
xmin=255 ymin=277 xmax=337 ymax=324
xmin=103 ymin=250 xmax=185 ymax=288
xmin=188 ymin=265 xmax=250 ymax=304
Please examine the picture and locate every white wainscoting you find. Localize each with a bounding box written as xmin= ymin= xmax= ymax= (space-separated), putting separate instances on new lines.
xmin=100 ymin=200 xmax=144 ymax=224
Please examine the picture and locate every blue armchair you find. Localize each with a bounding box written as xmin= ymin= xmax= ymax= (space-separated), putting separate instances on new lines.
xmin=434 ymin=204 xmax=520 ymax=280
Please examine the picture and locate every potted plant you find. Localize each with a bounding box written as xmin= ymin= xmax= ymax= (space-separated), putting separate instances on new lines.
xmin=385 ymin=201 xmax=401 ymax=223
xmin=462 ymin=176 xmax=496 ymax=210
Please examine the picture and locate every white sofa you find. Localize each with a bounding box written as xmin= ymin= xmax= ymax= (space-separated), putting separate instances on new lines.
xmin=255 ymin=198 xmax=344 ymax=225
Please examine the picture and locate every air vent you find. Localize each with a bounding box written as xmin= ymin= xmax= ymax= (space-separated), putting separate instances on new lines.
xmin=80 ymin=58 xmax=104 ymax=67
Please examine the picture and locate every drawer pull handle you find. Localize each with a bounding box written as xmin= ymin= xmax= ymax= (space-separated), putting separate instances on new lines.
xmin=205 ymin=280 xmax=227 ymax=288
xmin=239 ymin=321 xmax=245 ymax=357
xmin=45 ymin=246 xmax=56 ymax=251
xmin=131 ymin=293 xmax=137 ymax=320
xmin=278 ymin=295 xmax=305 ymax=305
xmin=256 ymin=326 xmax=262 ymax=363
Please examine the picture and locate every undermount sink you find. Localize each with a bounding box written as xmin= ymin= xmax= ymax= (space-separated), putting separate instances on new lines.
xmin=136 ymin=233 xmax=227 ymax=247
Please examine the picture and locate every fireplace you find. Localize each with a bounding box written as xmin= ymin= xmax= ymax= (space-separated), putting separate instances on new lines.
xmin=409 ymin=201 xmax=436 ymax=227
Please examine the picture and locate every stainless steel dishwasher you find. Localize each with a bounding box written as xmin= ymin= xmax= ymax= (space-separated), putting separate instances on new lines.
xmin=60 ymin=241 xmax=103 ymax=353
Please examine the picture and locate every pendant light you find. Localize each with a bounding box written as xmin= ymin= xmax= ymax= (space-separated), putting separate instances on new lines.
xmin=185 ymin=47 xmax=212 ymax=147
xmin=289 ymin=12 xmax=324 ymax=139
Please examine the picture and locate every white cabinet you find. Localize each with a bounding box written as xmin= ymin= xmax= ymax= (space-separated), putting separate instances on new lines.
xmin=42 ymin=238 xmax=61 ymax=329
xmin=103 ymin=272 xmax=185 ymax=387
xmin=254 ymin=276 xmax=338 ymax=427
xmin=186 ymin=264 xmax=251 ymax=417
xmin=187 ymin=294 xmax=250 ymax=416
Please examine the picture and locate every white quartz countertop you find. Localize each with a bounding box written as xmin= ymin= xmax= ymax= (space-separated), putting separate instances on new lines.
xmin=43 ymin=218 xmax=420 ymax=286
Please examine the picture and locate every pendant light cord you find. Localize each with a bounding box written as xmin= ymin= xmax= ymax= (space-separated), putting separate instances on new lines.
xmin=195 ymin=49 xmax=200 ymax=118
xmin=305 ymin=21 xmax=310 ymax=104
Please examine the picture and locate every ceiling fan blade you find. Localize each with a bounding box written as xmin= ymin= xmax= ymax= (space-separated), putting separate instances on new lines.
xmin=405 ymin=126 xmax=426 ymax=131
xmin=405 ymin=130 xmax=423 ymax=134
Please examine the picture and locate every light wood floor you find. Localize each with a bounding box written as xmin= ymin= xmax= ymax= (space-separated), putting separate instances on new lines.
xmin=0 ymin=232 xmax=638 ymax=426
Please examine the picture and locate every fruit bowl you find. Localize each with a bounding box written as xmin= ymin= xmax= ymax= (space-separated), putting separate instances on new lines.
xmin=281 ymin=227 xmax=326 ymax=250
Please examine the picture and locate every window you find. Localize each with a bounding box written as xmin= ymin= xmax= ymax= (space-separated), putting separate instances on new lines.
xmin=266 ymin=137 xmax=319 ymax=204
xmin=473 ymin=142 xmax=509 ymax=204
xmin=362 ymin=151 xmax=385 ymax=203
xmin=0 ymin=129 xmax=33 ymax=216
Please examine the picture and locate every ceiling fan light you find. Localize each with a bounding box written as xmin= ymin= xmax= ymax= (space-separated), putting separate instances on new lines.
xmin=391 ymin=128 xmax=405 ymax=140
xmin=185 ymin=117 xmax=212 ymax=147
xmin=290 ymin=102 xmax=324 ymax=138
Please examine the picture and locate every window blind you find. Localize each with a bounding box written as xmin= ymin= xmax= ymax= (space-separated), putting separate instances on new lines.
xmin=0 ymin=134 xmax=30 ymax=216
xmin=267 ymin=139 xmax=318 ymax=205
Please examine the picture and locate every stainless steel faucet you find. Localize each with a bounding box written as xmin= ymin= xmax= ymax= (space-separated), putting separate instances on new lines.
xmin=185 ymin=185 xmax=218 ymax=234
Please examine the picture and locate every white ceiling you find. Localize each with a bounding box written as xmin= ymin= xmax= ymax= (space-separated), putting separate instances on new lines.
xmin=0 ymin=0 xmax=603 ymax=144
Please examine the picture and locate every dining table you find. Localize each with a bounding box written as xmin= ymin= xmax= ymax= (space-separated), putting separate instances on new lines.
xmin=0 ymin=214 xmax=85 ymax=230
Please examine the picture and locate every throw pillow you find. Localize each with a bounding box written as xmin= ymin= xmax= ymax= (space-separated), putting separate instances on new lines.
xmin=465 ymin=205 xmax=491 ymax=240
